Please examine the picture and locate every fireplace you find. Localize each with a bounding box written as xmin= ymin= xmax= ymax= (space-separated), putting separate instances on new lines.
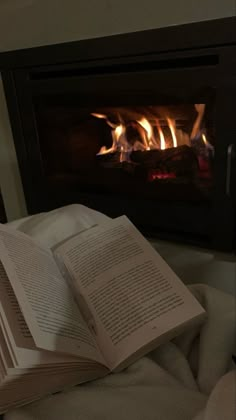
xmin=36 ymin=101 xmax=214 ymax=200
xmin=0 ymin=18 xmax=236 ymax=250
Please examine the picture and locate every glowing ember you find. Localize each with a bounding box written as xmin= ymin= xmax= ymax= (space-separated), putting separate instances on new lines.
xmin=149 ymin=171 xmax=176 ymax=181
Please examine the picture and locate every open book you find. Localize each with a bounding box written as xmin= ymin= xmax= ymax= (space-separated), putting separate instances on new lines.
xmin=0 ymin=215 xmax=205 ymax=413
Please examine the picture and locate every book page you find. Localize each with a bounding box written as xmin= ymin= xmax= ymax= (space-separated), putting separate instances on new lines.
xmin=0 ymin=225 xmax=104 ymax=364
xmin=55 ymin=216 xmax=205 ymax=370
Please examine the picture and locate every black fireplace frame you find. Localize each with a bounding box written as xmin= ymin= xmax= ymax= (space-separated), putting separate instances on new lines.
xmin=0 ymin=17 xmax=236 ymax=250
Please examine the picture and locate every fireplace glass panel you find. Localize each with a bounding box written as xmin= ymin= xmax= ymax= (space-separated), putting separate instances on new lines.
xmin=35 ymin=98 xmax=215 ymax=202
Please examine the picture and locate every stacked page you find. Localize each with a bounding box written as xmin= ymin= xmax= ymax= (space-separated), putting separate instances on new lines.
xmin=0 ymin=245 xmax=107 ymax=413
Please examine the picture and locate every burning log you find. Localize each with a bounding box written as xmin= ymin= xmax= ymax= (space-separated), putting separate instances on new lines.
xmin=96 ymin=152 xmax=120 ymax=168
xmin=96 ymin=152 xmax=138 ymax=174
xmin=130 ymin=145 xmax=198 ymax=177
xmin=96 ymin=145 xmax=199 ymax=179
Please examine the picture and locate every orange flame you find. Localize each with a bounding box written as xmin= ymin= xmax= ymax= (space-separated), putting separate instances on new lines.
xmin=91 ymin=112 xmax=116 ymax=128
xmin=97 ymin=123 xmax=125 ymax=155
xmin=167 ymin=118 xmax=177 ymax=148
xmin=137 ymin=117 xmax=152 ymax=149
xmin=156 ymin=121 xmax=166 ymax=150
xmin=120 ymin=146 xmax=125 ymax=163
xmin=190 ymin=104 xmax=206 ymax=140
xmin=137 ymin=117 xmax=161 ymax=150
xmin=92 ymin=111 xmax=197 ymax=160
xmin=202 ymin=133 xmax=207 ymax=145
xmin=114 ymin=124 xmax=124 ymax=139
xmin=91 ymin=113 xmax=107 ymax=119
xmin=159 ymin=128 xmax=166 ymax=150
xmin=202 ymin=133 xmax=214 ymax=152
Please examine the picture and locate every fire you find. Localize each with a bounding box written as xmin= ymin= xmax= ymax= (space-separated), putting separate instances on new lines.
xmin=202 ymin=134 xmax=207 ymax=145
xmin=156 ymin=121 xmax=166 ymax=150
xmin=159 ymin=128 xmax=166 ymax=150
xmin=202 ymin=133 xmax=214 ymax=153
xmin=91 ymin=113 xmax=107 ymax=119
xmin=137 ymin=117 xmax=153 ymax=149
xmin=97 ymin=123 xmax=126 ymax=156
xmin=91 ymin=112 xmax=116 ymax=128
xmin=93 ymin=112 xmax=170 ymax=155
xmin=120 ymin=146 xmax=125 ymax=163
xmin=202 ymin=133 xmax=212 ymax=148
xmin=114 ymin=124 xmax=124 ymax=139
xmin=190 ymin=104 xmax=206 ymax=140
xmin=92 ymin=105 xmax=209 ymax=162
xmin=167 ymin=118 xmax=177 ymax=148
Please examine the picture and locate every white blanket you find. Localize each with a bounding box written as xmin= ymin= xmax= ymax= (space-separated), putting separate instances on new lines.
xmin=5 ymin=205 xmax=236 ymax=420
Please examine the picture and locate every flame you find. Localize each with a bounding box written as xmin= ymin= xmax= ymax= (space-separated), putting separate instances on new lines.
xmin=159 ymin=128 xmax=166 ymax=150
xmin=190 ymin=104 xmax=206 ymax=140
xmin=167 ymin=118 xmax=177 ymax=148
xmin=202 ymin=133 xmax=214 ymax=153
xmin=99 ymin=146 xmax=108 ymax=154
xmin=137 ymin=118 xmax=152 ymax=139
xmin=91 ymin=112 xmax=116 ymax=128
xmin=120 ymin=146 xmax=124 ymax=163
xmin=93 ymin=109 xmax=208 ymax=162
xmin=91 ymin=113 xmax=107 ymax=119
xmin=137 ymin=117 xmax=159 ymax=149
xmin=97 ymin=123 xmax=125 ymax=155
xmin=156 ymin=121 xmax=166 ymax=150
xmin=202 ymin=133 xmax=207 ymax=145
xmin=97 ymin=145 xmax=114 ymax=155
xmin=114 ymin=124 xmax=124 ymax=139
